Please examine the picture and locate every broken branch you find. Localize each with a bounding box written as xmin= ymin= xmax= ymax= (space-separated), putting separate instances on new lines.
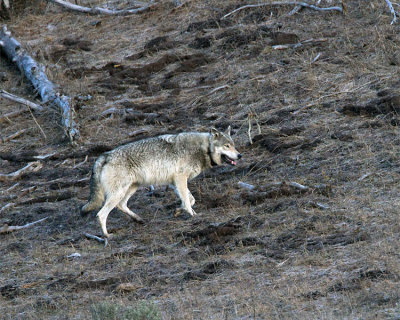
xmin=272 ymin=38 xmax=327 ymax=50
xmin=0 ymin=109 xmax=27 ymax=123
xmin=0 ymin=161 xmax=42 ymax=182
xmin=0 ymin=89 xmax=43 ymax=111
xmin=0 ymin=25 xmax=79 ymax=141
xmin=1 ymin=129 xmax=28 ymax=144
xmin=222 ymin=1 xmax=343 ymax=19
xmin=385 ymin=0 xmax=398 ymax=24
xmin=48 ymin=0 xmax=154 ymax=16
xmin=84 ymin=233 xmax=108 ymax=247
xmin=0 ymin=217 xmax=48 ymax=234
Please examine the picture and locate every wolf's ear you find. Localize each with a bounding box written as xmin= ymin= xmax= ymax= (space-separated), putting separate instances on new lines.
xmin=225 ymin=125 xmax=231 ymax=136
xmin=210 ymin=128 xmax=220 ymax=139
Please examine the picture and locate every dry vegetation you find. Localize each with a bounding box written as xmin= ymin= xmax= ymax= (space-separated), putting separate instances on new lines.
xmin=1 ymin=0 xmax=400 ymax=319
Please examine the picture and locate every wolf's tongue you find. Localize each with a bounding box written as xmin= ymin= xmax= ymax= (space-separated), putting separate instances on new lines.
xmin=231 ymin=160 xmax=237 ymax=166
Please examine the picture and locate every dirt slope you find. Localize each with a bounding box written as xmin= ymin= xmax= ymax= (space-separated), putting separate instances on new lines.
xmin=1 ymin=1 xmax=400 ymax=319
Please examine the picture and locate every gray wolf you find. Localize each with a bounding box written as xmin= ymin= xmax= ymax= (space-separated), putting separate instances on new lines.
xmin=81 ymin=127 xmax=241 ymax=238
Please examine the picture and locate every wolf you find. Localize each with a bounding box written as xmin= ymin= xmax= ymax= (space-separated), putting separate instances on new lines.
xmin=81 ymin=127 xmax=242 ymax=238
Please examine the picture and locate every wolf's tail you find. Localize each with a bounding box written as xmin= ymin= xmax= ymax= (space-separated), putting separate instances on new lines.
xmin=81 ymin=155 xmax=107 ymax=215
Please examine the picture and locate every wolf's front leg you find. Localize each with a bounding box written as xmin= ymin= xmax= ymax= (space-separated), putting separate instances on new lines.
xmin=173 ymin=176 xmax=197 ymax=216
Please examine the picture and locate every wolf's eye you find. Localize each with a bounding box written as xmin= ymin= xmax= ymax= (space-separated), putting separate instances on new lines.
xmin=224 ymin=144 xmax=230 ymax=148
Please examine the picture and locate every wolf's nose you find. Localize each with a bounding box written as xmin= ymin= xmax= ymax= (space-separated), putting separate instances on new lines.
xmin=238 ymin=153 xmax=242 ymax=159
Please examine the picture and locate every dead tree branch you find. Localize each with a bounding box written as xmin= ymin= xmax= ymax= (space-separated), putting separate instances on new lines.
xmin=1 ymin=129 xmax=28 ymax=144
xmin=0 ymin=25 xmax=79 ymax=141
xmin=84 ymin=233 xmax=108 ymax=246
xmin=222 ymin=1 xmax=343 ymax=19
xmin=272 ymin=38 xmax=327 ymax=50
xmin=0 ymin=217 xmax=48 ymax=234
xmin=0 ymin=161 xmax=42 ymax=182
xmin=385 ymin=0 xmax=398 ymax=24
xmin=48 ymin=0 xmax=154 ymax=16
xmin=0 ymin=89 xmax=43 ymax=111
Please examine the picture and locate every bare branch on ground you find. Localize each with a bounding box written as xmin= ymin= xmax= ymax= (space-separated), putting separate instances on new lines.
xmin=48 ymin=0 xmax=154 ymax=16
xmin=84 ymin=233 xmax=108 ymax=246
xmin=1 ymin=129 xmax=28 ymax=144
xmin=222 ymin=1 xmax=343 ymax=19
xmin=0 ymin=217 xmax=48 ymax=234
xmin=0 ymin=25 xmax=79 ymax=141
xmin=0 ymin=161 xmax=42 ymax=182
xmin=0 ymin=89 xmax=43 ymax=111
xmin=385 ymin=0 xmax=398 ymax=24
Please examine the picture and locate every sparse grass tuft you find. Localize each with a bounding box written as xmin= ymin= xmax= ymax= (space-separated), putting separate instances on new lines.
xmin=91 ymin=301 xmax=161 ymax=320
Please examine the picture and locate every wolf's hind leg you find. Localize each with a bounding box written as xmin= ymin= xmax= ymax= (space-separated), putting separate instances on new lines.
xmin=188 ymin=190 xmax=195 ymax=206
xmin=97 ymin=188 xmax=127 ymax=238
xmin=117 ymin=184 xmax=144 ymax=224
xmin=173 ymin=176 xmax=196 ymax=216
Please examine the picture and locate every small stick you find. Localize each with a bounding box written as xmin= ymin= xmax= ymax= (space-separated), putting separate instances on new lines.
xmin=0 ymin=109 xmax=27 ymax=123
xmin=238 ymin=181 xmax=256 ymax=190
xmin=128 ymin=128 xmax=150 ymax=137
xmin=0 ymin=161 xmax=42 ymax=182
xmin=1 ymin=129 xmax=28 ymax=144
xmin=248 ymin=113 xmax=253 ymax=144
xmin=0 ymin=202 xmax=15 ymax=213
xmin=73 ymin=155 xmax=88 ymax=169
xmin=33 ymin=152 xmax=57 ymax=160
xmin=272 ymin=38 xmax=327 ymax=50
xmin=0 ymin=217 xmax=48 ymax=234
xmin=0 ymin=89 xmax=43 ymax=111
xmin=288 ymin=181 xmax=309 ymax=191
xmin=84 ymin=233 xmax=108 ymax=247
xmin=222 ymin=2 xmax=343 ymax=19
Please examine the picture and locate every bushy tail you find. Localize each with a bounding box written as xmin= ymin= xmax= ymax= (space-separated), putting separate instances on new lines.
xmin=81 ymin=155 xmax=106 ymax=215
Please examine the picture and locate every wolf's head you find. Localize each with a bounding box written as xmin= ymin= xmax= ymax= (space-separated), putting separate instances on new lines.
xmin=209 ymin=126 xmax=242 ymax=166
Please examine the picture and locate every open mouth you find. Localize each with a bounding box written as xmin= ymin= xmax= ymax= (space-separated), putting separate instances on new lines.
xmin=222 ymin=154 xmax=237 ymax=166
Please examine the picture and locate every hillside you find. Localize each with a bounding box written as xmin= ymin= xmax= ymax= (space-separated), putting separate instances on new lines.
xmin=1 ymin=1 xmax=400 ymax=319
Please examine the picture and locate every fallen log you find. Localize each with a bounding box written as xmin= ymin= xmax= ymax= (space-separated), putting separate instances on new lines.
xmin=0 ymin=25 xmax=79 ymax=141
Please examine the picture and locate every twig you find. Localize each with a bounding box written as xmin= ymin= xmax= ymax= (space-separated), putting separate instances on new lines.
xmin=238 ymin=181 xmax=256 ymax=190
xmin=128 ymin=128 xmax=150 ymax=137
xmin=0 ymin=202 xmax=15 ymax=213
xmin=0 ymin=217 xmax=48 ymax=234
xmin=0 ymin=109 xmax=27 ymax=123
xmin=84 ymin=233 xmax=108 ymax=247
xmin=73 ymin=155 xmax=88 ymax=169
xmin=0 ymin=161 xmax=42 ymax=182
xmin=0 ymin=89 xmax=43 ymax=111
xmin=222 ymin=2 xmax=343 ymax=19
xmin=288 ymin=181 xmax=309 ymax=191
xmin=48 ymin=0 xmax=154 ymax=16
xmin=27 ymin=106 xmax=47 ymax=140
xmin=272 ymin=38 xmax=327 ymax=50
xmin=385 ymin=0 xmax=398 ymax=24
xmin=287 ymin=4 xmax=302 ymax=15
xmin=1 ymin=129 xmax=27 ymax=144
